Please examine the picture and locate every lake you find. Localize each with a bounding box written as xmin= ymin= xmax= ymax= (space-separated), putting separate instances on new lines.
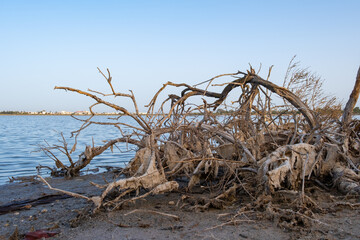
xmin=0 ymin=115 xmax=137 ymax=185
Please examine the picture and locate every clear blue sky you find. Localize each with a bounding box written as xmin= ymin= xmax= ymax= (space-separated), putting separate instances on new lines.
xmin=0 ymin=0 xmax=359 ymax=112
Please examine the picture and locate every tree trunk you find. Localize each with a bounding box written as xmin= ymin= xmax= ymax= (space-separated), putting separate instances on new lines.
xmin=342 ymin=66 xmax=360 ymax=126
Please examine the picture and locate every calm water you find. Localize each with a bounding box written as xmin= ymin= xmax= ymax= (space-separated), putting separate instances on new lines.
xmin=0 ymin=115 xmax=137 ymax=185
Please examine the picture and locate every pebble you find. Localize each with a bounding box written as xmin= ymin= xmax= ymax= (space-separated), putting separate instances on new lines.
xmin=168 ymin=201 xmax=175 ymax=205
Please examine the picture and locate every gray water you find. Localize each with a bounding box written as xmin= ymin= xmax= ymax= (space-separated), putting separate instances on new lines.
xmin=0 ymin=115 xmax=137 ymax=185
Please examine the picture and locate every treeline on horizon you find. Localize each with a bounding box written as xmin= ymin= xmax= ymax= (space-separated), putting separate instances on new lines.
xmin=2 ymin=107 xmax=360 ymax=115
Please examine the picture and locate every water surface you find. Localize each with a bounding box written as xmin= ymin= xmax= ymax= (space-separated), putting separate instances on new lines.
xmin=0 ymin=115 xmax=136 ymax=185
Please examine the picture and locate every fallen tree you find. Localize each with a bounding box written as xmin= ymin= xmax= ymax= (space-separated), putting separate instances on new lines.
xmin=37 ymin=60 xmax=360 ymax=223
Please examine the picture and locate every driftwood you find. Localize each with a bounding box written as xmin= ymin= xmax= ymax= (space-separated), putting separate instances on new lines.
xmin=0 ymin=194 xmax=71 ymax=215
xmin=37 ymin=61 xmax=360 ymax=219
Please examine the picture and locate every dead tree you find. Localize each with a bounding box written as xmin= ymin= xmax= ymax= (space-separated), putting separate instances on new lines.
xmin=38 ymin=63 xmax=360 ymax=212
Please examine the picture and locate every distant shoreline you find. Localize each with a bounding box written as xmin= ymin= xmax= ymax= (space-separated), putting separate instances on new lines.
xmin=1 ymin=111 xmax=359 ymax=116
xmin=1 ymin=113 xmax=360 ymax=116
xmin=0 ymin=114 xmax=120 ymax=116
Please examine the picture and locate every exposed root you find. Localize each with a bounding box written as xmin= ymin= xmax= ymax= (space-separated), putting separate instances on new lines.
xmin=37 ymin=62 xmax=360 ymax=232
xmin=258 ymin=143 xmax=317 ymax=193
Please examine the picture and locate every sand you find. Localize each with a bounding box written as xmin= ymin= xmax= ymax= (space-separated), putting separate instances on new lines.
xmin=0 ymin=173 xmax=359 ymax=240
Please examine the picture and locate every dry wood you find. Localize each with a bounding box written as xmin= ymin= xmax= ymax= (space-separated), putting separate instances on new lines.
xmin=342 ymin=66 xmax=360 ymax=126
xmin=37 ymin=62 xmax=360 ymax=226
xmin=124 ymin=209 xmax=180 ymax=220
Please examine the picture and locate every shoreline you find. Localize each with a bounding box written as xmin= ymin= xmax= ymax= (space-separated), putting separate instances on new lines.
xmin=0 ymin=172 xmax=359 ymax=239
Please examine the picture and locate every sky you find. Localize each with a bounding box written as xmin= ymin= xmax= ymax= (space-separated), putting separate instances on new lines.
xmin=0 ymin=0 xmax=359 ymax=112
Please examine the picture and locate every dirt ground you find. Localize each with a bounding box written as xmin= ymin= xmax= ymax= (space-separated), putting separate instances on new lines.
xmin=0 ymin=173 xmax=359 ymax=240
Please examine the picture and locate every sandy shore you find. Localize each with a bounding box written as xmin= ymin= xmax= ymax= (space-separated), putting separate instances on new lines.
xmin=0 ymin=173 xmax=359 ymax=240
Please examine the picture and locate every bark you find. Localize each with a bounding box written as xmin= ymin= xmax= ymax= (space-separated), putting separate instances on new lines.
xmin=342 ymin=66 xmax=360 ymax=126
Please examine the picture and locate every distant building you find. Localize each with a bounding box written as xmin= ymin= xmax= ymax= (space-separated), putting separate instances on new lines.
xmin=60 ymin=111 xmax=72 ymax=115
xmin=74 ymin=111 xmax=91 ymax=115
